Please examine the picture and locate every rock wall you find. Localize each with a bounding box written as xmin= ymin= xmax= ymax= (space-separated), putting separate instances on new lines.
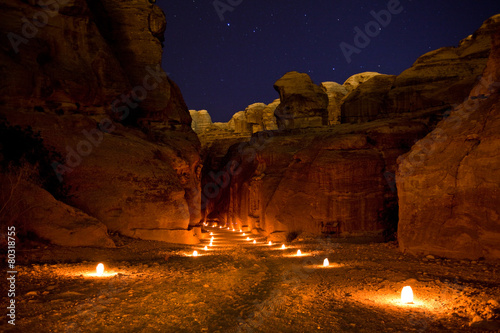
xmin=0 ymin=0 xmax=201 ymax=245
xmin=397 ymin=28 xmax=500 ymax=260
xmin=219 ymin=118 xmax=432 ymax=237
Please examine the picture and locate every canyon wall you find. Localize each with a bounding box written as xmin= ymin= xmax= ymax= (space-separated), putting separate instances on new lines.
xmin=0 ymin=0 xmax=201 ymax=246
xmin=397 ymin=25 xmax=500 ymax=260
xmin=203 ymin=15 xmax=499 ymax=248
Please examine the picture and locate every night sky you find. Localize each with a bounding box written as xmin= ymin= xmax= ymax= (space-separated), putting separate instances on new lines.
xmin=159 ymin=1 xmax=500 ymax=122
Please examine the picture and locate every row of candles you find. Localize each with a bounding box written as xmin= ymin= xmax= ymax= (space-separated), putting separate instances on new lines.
xmin=92 ymin=224 xmax=414 ymax=304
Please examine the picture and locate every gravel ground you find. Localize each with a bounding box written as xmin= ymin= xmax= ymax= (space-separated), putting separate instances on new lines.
xmin=1 ymin=227 xmax=500 ymax=332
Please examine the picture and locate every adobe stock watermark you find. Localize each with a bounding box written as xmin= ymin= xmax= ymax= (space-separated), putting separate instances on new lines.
xmin=213 ymin=0 xmax=243 ymax=22
xmin=51 ymin=65 xmax=167 ymax=182
xmin=340 ymin=0 xmax=403 ymax=64
xmin=7 ymin=0 xmax=69 ymax=54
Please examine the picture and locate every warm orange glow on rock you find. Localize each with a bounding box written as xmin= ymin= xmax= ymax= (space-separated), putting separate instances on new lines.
xmin=401 ymin=286 xmax=414 ymax=304
xmin=96 ymin=263 xmax=104 ymax=276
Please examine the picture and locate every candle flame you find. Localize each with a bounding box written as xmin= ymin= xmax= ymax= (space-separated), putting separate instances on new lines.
xmin=268 ymin=241 xmax=272 ymax=245
xmin=193 ymin=250 xmax=198 ymax=257
xmin=297 ymin=250 xmax=302 ymax=256
xmin=281 ymin=244 xmax=286 ymax=249
xmin=204 ymin=246 xmax=208 ymax=251
xmin=323 ymin=258 xmax=329 ymax=267
xmin=253 ymin=240 xmax=256 ymax=244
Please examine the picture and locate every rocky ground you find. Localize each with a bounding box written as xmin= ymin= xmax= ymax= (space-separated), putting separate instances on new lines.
xmin=2 ymin=229 xmax=500 ymax=333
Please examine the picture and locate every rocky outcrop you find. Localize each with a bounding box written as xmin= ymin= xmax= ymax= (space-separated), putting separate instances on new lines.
xmin=397 ymin=28 xmax=500 ymax=260
xmin=245 ymin=103 xmax=268 ymax=133
xmin=190 ymin=110 xmax=213 ymax=133
xmin=0 ymin=175 xmax=115 ymax=247
xmin=262 ymin=99 xmax=280 ymax=131
xmin=0 ymin=0 xmax=191 ymax=130
xmin=320 ymin=82 xmax=347 ymax=125
xmin=386 ymin=15 xmax=500 ymax=115
xmin=0 ymin=0 xmax=201 ymax=245
xmin=342 ymin=72 xmax=381 ymax=93
xmin=273 ymin=72 xmax=329 ymax=130
xmin=339 ymin=16 xmax=499 ymax=125
xmin=341 ymin=74 xmax=396 ymax=123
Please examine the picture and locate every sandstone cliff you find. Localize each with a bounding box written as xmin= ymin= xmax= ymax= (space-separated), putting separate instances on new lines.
xmin=202 ymin=15 xmax=500 ymax=251
xmin=397 ymin=26 xmax=500 ymax=260
xmin=0 ymin=0 xmax=201 ymax=246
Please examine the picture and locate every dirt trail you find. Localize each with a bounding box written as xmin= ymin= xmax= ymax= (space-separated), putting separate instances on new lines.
xmin=1 ymin=228 xmax=500 ymax=332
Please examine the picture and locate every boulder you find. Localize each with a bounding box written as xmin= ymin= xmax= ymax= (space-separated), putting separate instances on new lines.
xmin=397 ymin=28 xmax=500 ymax=260
xmin=320 ymin=82 xmax=348 ymax=125
xmin=273 ymin=72 xmax=329 ymax=130
xmin=0 ymin=175 xmax=115 ymax=248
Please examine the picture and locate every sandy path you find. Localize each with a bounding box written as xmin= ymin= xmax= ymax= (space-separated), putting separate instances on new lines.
xmin=1 ymin=228 xmax=499 ymax=332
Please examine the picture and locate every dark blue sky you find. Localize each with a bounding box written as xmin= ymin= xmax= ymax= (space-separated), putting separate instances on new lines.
xmin=159 ymin=1 xmax=499 ymax=122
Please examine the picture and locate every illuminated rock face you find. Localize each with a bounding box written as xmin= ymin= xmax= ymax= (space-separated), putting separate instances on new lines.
xmin=0 ymin=0 xmax=201 ymax=245
xmin=397 ymin=27 xmax=500 ymax=260
xmin=273 ymin=72 xmax=329 ymax=130
xmin=219 ymin=119 xmax=431 ymax=236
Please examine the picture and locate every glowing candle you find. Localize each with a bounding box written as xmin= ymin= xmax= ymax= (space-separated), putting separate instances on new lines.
xmin=297 ymin=250 xmax=302 ymax=256
xmin=96 ymin=263 xmax=104 ymax=276
xmin=193 ymin=250 xmax=198 ymax=257
xmin=246 ymin=237 xmax=250 ymax=241
xmin=268 ymin=241 xmax=272 ymax=246
xmin=210 ymin=232 xmax=213 ymax=235
xmin=323 ymin=258 xmax=329 ymax=267
xmin=281 ymin=244 xmax=286 ymax=249
xmin=253 ymin=240 xmax=256 ymax=244
xmin=211 ymin=236 xmax=214 ymax=241
xmin=204 ymin=246 xmax=208 ymax=251
xmin=401 ymin=286 xmax=414 ymax=304
xmin=243 ymin=233 xmax=246 ymax=236
xmin=239 ymin=229 xmax=242 ymax=232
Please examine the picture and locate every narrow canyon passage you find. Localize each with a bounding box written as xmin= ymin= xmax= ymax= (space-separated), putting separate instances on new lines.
xmin=3 ymin=230 xmax=499 ymax=332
